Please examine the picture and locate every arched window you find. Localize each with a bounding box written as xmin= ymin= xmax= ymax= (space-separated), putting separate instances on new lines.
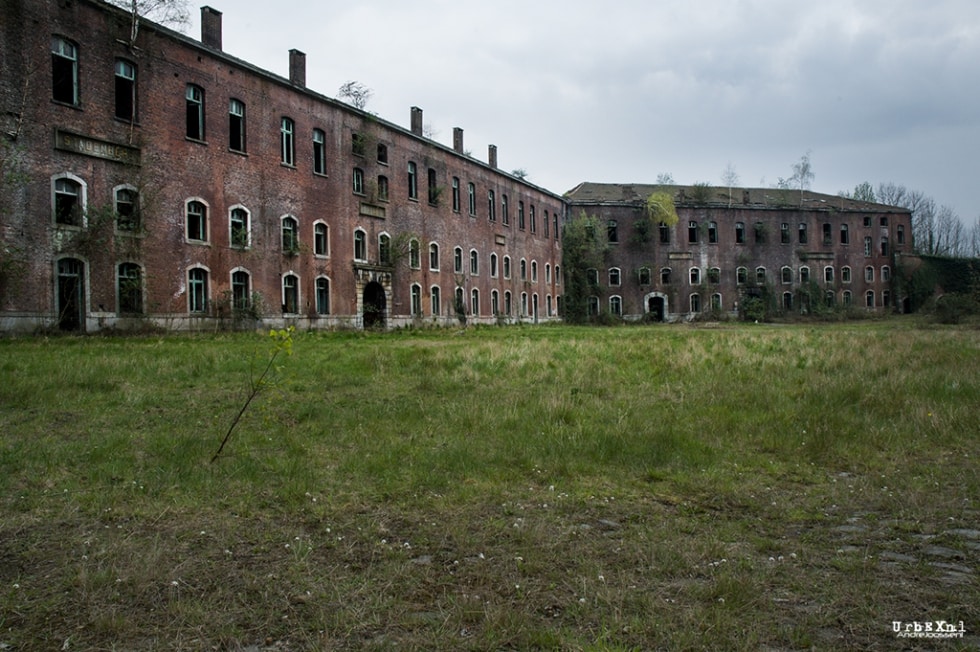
xmin=429 ymin=242 xmax=440 ymax=271
xmin=315 ymin=277 xmax=330 ymax=315
xmin=314 ymin=222 xmax=329 ymax=256
xmin=353 ymin=229 xmax=367 ymax=261
xmin=231 ymin=269 xmax=250 ymax=312
xmin=186 ymin=199 xmax=208 ymax=243
xmin=281 ymin=215 xmax=299 ymax=253
xmin=282 ymin=274 xmax=299 ymax=314
xmin=230 ymin=205 xmax=250 ymax=249
xmin=52 ymin=174 xmax=86 ymax=226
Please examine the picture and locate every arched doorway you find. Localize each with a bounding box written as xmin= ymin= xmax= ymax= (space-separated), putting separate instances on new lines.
xmin=362 ymin=281 xmax=386 ymax=328
xmin=646 ymin=293 xmax=667 ymax=322
xmin=57 ymin=258 xmax=85 ymax=331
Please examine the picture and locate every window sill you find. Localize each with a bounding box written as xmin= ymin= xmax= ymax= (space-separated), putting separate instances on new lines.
xmin=185 ymin=137 xmax=207 ymax=145
xmin=186 ymin=239 xmax=210 ymax=246
xmin=229 ymin=148 xmax=248 ymax=156
xmin=280 ymin=163 xmax=296 ymax=170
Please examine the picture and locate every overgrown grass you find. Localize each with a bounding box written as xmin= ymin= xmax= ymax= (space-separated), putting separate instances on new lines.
xmin=1 ymin=321 xmax=978 ymax=650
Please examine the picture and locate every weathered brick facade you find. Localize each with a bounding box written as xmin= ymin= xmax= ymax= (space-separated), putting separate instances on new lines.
xmin=0 ymin=0 xmax=914 ymax=333
xmin=565 ymin=183 xmax=913 ymax=320
xmin=0 ymin=0 xmax=563 ymax=332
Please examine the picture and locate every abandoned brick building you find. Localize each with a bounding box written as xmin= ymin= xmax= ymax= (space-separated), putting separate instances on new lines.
xmin=0 ymin=0 xmax=912 ymax=332
xmin=0 ymin=0 xmax=564 ymax=332
xmin=564 ymin=183 xmax=912 ymax=321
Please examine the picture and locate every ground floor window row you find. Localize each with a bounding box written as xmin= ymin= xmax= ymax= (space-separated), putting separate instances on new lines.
xmin=408 ymin=283 xmax=561 ymax=319
xmin=587 ymin=288 xmax=895 ymax=317
xmin=590 ymin=265 xmax=892 ymax=288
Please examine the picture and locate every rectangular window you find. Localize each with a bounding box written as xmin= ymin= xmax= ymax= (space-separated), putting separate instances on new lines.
xmin=353 ymin=168 xmax=364 ymax=195
xmin=377 ymin=175 xmax=388 ymax=201
xmin=51 ymin=37 xmax=78 ymax=105
xmin=114 ymin=59 xmax=136 ymax=121
xmin=313 ymin=128 xmax=326 ymax=174
xmin=408 ymin=162 xmax=418 ymax=199
xmin=502 ymin=194 xmax=509 ymax=225
xmin=229 ymin=99 xmax=246 ymax=152
xmin=468 ymin=183 xmax=476 ymax=215
xmin=799 ymin=223 xmax=807 ymax=244
xmin=281 ymin=117 xmax=295 ymax=166
xmin=518 ymin=201 xmax=525 ymax=230
xmin=428 ymin=168 xmax=439 ymax=204
xmin=352 ymin=133 xmax=365 ymax=156
xmin=283 ymin=275 xmax=298 ymax=313
xmin=488 ymin=190 xmax=496 ymax=221
xmin=186 ymin=85 xmax=204 ymax=140
xmin=530 ymin=205 xmax=536 ymax=233
xmin=451 ymin=177 xmax=460 ymax=212
xmin=780 ymin=222 xmax=790 ymax=244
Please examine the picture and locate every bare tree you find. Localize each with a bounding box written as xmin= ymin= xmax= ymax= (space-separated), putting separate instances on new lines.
xmin=721 ymin=162 xmax=739 ymax=207
xmin=875 ymin=182 xmax=967 ymax=256
xmin=106 ymin=0 xmax=190 ymax=47
xmin=656 ymin=172 xmax=675 ymax=185
xmin=842 ymin=181 xmax=876 ymax=203
xmin=968 ymin=216 xmax=980 ymax=258
xmin=338 ymin=81 xmax=373 ymax=110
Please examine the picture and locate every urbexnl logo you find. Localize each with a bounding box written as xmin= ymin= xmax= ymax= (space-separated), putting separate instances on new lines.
xmin=893 ymin=620 xmax=966 ymax=639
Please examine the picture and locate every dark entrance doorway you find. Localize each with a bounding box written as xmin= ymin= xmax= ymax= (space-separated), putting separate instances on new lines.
xmin=57 ymin=258 xmax=85 ymax=331
xmin=648 ymin=296 xmax=665 ymax=322
xmin=362 ymin=282 xmax=386 ymax=328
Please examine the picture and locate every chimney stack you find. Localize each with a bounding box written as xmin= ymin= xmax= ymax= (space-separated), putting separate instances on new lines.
xmin=453 ymin=127 xmax=464 ymax=154
xmin=201 ymin=6 xmax=222 ymax=50
xmin=289 ymin=49 xmax=306 ymax=87
xmin=411 ymin=107 xmax=423 ymax=136
xmin=488 ymin=144 xmax=498 ymax=169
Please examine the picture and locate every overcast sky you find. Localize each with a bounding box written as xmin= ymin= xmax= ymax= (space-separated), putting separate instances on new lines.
xmin=185 ymin=0 xmax=979 ymax=221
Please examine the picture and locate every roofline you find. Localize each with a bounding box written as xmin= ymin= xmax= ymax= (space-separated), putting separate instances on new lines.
xmin=82 ymin=0 xmax=564 ymax=201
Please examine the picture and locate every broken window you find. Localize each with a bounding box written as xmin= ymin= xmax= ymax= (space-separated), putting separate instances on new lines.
xmin=281 ymin=216 xmax=298 ymax=253
xmin=114 ymin=59 xmax=136 ymax=121
xmin=379 ymin=234 xmax=391 ymax=265
xmin=117 ymin=263 xmax=142 ymax=314
xmin=352 ymin=168 xmax=364 ymax=195
xmin=609 ymin=267 xmax=621 ymax=286
xmin=114 ymin=186 xmax=139 ymax=231
xmin=188 ymin=267 xmax=208 ymax=313
xmin=185 ymin=84 xmax=204 ymax=140
xmin=607 ymin=220 xmax=618 ymax=243
xmin=688 ymin=221 xmax=699 ymax=244
xmin=842 ymin=266 xmax=852 ymax=284
xmin=186 ymin=200 xmax=207 ymax=242
xmin=51 ymin=37 xmax=78 ymax=105
xmin=735 ymin=222 xmax=745 ymax=244
xmin=280 ymin=117 xmax=295 ymax=166
xmin=313 ymin=128 xmax=326 ymax=174
xmin=229 ymin=99 xmax=246 ymax=152
xmin=282 ymin=274 xmax=299 ymax=313
xmin=230 ymin=207 xmax=249 ymax=248
xmin=408 ymin=162 xmax=418 ymax=200
xmin=411 ymin=284 xmax=422 ymax=316
xmin=429 ymin=243 xmax=440 ymax=271
xmin=409 ymin=239 xmax=421 ymax=269
xmin=54 ymin=177 xmax=83 ymax=226
xmin=231 ymin=270 xmax=250 ymax=312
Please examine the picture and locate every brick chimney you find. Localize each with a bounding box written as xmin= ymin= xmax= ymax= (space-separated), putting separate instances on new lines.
xmin=453 ymin=127 xmax=464 ymax=154
xmin=488 ymin=144 xmax=498 ymax=169
xmin=289 ymin=49 xmax=306 ymax=87
xmin=410 ymin=107 xmax=423 ymax=136
xmin=201 ymin=6 xmax=222 ymax=50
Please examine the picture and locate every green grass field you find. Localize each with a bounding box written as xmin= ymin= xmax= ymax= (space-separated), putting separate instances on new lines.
xmin=1 ymin=321 xmax=978 ymax=651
